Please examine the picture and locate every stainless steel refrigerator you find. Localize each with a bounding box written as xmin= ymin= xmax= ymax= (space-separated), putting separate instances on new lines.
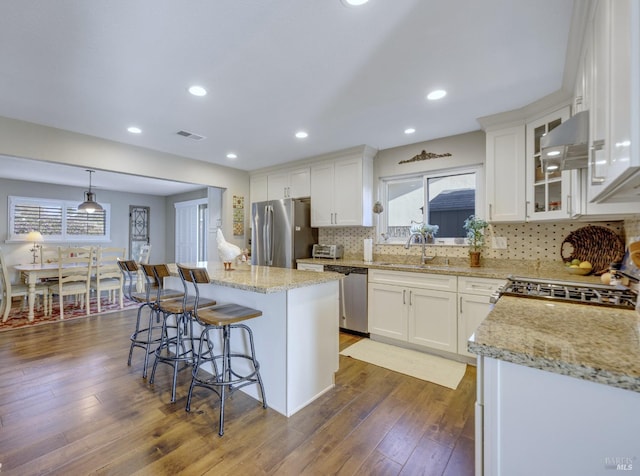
xmin=251 ymin=198 xmax=318 ymax=268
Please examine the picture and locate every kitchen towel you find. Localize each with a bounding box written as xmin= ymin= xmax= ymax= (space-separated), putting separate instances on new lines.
xmin=363 ymin=238 xmax=373 ymax=263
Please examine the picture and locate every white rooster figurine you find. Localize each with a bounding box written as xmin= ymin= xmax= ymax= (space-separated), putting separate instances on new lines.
xmin=217 ymin=228 xmax=241 ymax=270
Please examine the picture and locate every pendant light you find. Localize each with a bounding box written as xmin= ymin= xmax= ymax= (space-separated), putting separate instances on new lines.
xmin=78 ymin=169 xmax=103 ymax=213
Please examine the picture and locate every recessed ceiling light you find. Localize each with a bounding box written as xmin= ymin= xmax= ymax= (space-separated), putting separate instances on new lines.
xmin=127 ymin=126 xmax=142 ymax=134
xmin=226 ymin=153 xmax=237 ymax=159
xmin=426 ymin=89 xmax=447 ymax=101
xmin=546 ymin=164 xmax=559 ymax=171
xmin=295 ymin=131 xmax=308 ymax=139
xmin=546 ymin=150 xmax=561 ymax=157
xmin=188 ymin=85 xmax=207 ymax=97
xmin=341 ymin=0 xmax=369 ymax=6
xmin=404 ymin=128 xmax=416 ymax=134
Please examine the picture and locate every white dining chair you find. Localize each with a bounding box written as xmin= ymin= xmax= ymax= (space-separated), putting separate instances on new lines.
xmin=1 ymin=247 xmax=48 ymax=322
xmin=91 ymin=246 xmax=126 ymax=313
xmin=136 ymin=244 xmax=151 ymax=292
xmin=48 ymin=246 xmax=93 ymax=320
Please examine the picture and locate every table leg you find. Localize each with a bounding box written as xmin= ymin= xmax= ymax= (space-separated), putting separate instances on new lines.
xmin=26 ymin=275 xmax=37 ymax=322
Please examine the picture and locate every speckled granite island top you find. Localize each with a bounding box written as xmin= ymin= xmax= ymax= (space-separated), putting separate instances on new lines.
xmin=171 ymin=262 xmax=342 ymax=294
xmin=468 ymin=296 xmax=640 ymax=392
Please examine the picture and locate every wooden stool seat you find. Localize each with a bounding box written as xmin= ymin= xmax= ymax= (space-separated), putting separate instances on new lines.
xmin=196 ymin=304 xmax=262 ymax=326
xmin=160 ymin=296 xmax=217 ymax=315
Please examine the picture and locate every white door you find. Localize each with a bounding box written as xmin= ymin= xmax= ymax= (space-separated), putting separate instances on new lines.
xmin=175 ymin=198 xmax=207 ymax=263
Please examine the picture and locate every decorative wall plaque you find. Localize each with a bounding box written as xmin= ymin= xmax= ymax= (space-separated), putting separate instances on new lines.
xmin=399 ymin=150 xmax=452 ymax=164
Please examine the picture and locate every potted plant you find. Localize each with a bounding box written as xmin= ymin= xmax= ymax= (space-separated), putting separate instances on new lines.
xmin=463 ymin=215 xmax=489 ymax=267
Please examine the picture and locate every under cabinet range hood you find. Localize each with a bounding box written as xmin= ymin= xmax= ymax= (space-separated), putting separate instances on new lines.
xmin=540 ymin=110 xmax=589 ymax=170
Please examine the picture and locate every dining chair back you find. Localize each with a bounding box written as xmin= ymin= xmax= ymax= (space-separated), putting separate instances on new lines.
xmin=135 ymin=244 xmax=152 ymax=292
xmin=92 ymin=246 xmax=126 ymax=312
xmin=1 ymin=247 xmax=48 ymax=322
xmin=137 ymin=244 xmax=151 ymax=265
xmin=48 ymin=246 xmax=94 ymax=320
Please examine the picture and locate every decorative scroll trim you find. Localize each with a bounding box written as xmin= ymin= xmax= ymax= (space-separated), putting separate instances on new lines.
xmin=399 ymin=150 xmax=452 ymax=164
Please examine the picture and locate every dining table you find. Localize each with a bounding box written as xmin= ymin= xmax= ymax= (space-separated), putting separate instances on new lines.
xmin=13 ymin=262 xmax=84 ymax=321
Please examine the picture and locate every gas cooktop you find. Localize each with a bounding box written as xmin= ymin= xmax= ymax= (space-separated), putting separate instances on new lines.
xmin=493 ymin=276 xmax=638 ymax=310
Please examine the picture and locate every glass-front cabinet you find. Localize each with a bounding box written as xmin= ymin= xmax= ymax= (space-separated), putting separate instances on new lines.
xmin=526 ymin=106 xmax=573 ymax=220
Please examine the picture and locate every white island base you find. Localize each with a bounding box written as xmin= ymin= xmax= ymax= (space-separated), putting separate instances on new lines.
xmin=165 ymin=276 xmax=339 ymax=417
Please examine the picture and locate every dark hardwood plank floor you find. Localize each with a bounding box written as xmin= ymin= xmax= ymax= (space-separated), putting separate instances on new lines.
xmin=0 ymin=308 xmax=476 ymax=475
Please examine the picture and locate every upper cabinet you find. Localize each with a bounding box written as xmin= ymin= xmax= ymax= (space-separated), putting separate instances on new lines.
xmin=525 ymin=106 xmax=574 ymax=220
xmin=267 ymin=167 xmax=310 ymax=200
xmin=249 ymin=174 xmax=268 ymax=204
xmin=250 ymin=167 xmax=311 ymax=203
xmin=586 ymin=0 xmax=640 ymax=203
xmin=310 ymin=147 xmax=375 ymax=227
xmin=485 ymin=125 xmax=526 ymax=223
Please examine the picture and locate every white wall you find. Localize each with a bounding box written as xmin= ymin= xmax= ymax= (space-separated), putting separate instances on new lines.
xmin=374 ymin=130 xmax=485 ymax=184
xmin=0 ymin=177 xmax=167 ymax=279
xmin=0 ymin=115 xmax=250 ymax=251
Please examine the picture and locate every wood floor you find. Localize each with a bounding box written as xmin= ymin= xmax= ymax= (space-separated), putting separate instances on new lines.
xmin=0 ymin=308 xmax=476 ymax=475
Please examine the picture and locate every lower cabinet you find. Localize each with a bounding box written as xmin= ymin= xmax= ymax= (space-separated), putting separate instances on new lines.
xmin=457 ymin=277 xmax=506 ymax=358
xmin=368 ymin=270 xmax=457 ymax=354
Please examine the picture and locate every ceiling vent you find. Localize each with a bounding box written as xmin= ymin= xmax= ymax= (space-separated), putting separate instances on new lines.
xmin=176 ymin=130 xmax=206 ymax=141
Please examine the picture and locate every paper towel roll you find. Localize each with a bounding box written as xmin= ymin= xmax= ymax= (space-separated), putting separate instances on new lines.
xmin=364 ymin=238 xmax=373 ymax=263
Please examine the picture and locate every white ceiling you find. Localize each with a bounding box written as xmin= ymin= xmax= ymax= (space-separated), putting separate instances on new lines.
xmin=0 ymin=0 xmax=576 ymax=191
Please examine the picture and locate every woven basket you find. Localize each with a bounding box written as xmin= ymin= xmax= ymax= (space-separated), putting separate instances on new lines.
xmin=560 ymin=225 xmax=624 ymax=275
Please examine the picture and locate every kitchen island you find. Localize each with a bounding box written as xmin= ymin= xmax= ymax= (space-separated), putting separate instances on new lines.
xmin=469 ymin=296 xmax=640 ymax=476
xmin=165 ymin=262 xmax=342 ymax=417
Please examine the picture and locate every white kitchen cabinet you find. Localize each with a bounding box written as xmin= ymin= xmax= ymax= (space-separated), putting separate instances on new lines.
xmin=457 ymin=277 xmax=505 ymax=359
xmin=368 ymin=282 xmax=408 ymax=340
xmin=310 ymin=152 xmax=374 ymax=227
xmin=525 ymin=106 xmax=574 ymax=220
xmin=296 ymin=262 xmax=324 ymax=272
xmin=586 ymin=0 xmax=640 ymax=203
xmin=368 ymin=269 xmax=457 ymax=354
xmin=267 ymin=167 xmax=310 ymax=200
xmin=249 ymin=174 xmax=268 ymax=204
xmin=408 ymin=287 xmax=457 ymax=353
xmin=479 ymin=356 xmax=640 ymax=476
xmin=485 ymin=125 xmax=526 ymax=223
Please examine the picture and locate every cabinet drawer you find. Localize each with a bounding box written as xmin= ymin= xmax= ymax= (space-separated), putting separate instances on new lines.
xmin=297 ymin=263 xmax=324 ymax=272
xmin=457 ymin=276 xmax=505 ymax=296
xmin=368 ymin=269 xmax=457 ymax=292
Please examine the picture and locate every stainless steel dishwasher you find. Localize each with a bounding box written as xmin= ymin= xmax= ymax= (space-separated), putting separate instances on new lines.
xmin=324 ymin=265 xmax=368 ymax=336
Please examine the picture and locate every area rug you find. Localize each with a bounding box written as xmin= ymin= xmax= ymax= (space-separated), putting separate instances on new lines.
xmin=0 ymin=296 xmax=138 ymax=332
xmin=340 ymin=339 xmax=466 ymax=390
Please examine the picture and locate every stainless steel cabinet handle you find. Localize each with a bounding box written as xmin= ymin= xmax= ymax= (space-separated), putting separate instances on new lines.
xmin=460 ymin=296 xmax=463 ymax=313
xmin=409 ymin=290 xmax=413 ymax=306
xmin=566 ymin=195 xmax=571 ymax=216
xmin=526 ymin=200 xmax=531 ymax=219
xmin=590 ymin=139 xmax=606 ymax=185
xmin=403 ymin=289 xmax=406 ymax=305
xmin=489 ymin=203 xmax=493 ymax=221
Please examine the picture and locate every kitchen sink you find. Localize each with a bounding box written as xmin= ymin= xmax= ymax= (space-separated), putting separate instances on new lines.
xmin=372 ymin=261 xmax=447 ymax=270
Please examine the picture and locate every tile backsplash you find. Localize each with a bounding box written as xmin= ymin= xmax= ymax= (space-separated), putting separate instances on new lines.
xmin=318 ymin=218 xmax=638 ymax=263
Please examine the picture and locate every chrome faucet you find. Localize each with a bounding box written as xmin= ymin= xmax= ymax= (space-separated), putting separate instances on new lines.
xmin=404 ymin=231 xmax=436 ymax=264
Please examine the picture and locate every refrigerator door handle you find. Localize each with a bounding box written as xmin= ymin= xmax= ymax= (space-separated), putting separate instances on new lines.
xmin=266 ymin=205 xmax=274 ymax=265
xmin=263 ymin=205 xmax=270 ymax=265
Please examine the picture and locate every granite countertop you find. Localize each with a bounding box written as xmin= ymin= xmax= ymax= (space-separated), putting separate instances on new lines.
xmin=299 ymin=255 xmax=639 ymax=392
xmin=297 ymin=256 xmax=604 ymax=284
xmin=170 ymin=262 xmax=342 ymax=294
xmin=468 ymin=296 xmax=640 ymax=393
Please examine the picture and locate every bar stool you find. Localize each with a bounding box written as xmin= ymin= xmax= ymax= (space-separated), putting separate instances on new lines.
xmin=118 ymin=261 xmax=183 ymax=378
xmin=149 ymin=264 xmax=216 ymax=403
xmin=180 ymin=265 xmax=267 ymax=436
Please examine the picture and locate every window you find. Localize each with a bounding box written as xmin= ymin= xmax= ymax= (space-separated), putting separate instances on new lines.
xmin=9 ymin=196 xmax=111 ymax=242
xmin=379 ymin=166 xmax=482 ymax=245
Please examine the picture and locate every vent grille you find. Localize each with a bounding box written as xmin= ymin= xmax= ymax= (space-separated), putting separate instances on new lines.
xmin=176 ymin=130 xmax=206 ymax=141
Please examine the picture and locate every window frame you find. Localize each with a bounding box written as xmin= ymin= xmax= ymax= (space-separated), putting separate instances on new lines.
xmin=8 ymin=195 xmax=111 ymax=243
xmin=378 ymin=165 xmax=484 ymax=245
